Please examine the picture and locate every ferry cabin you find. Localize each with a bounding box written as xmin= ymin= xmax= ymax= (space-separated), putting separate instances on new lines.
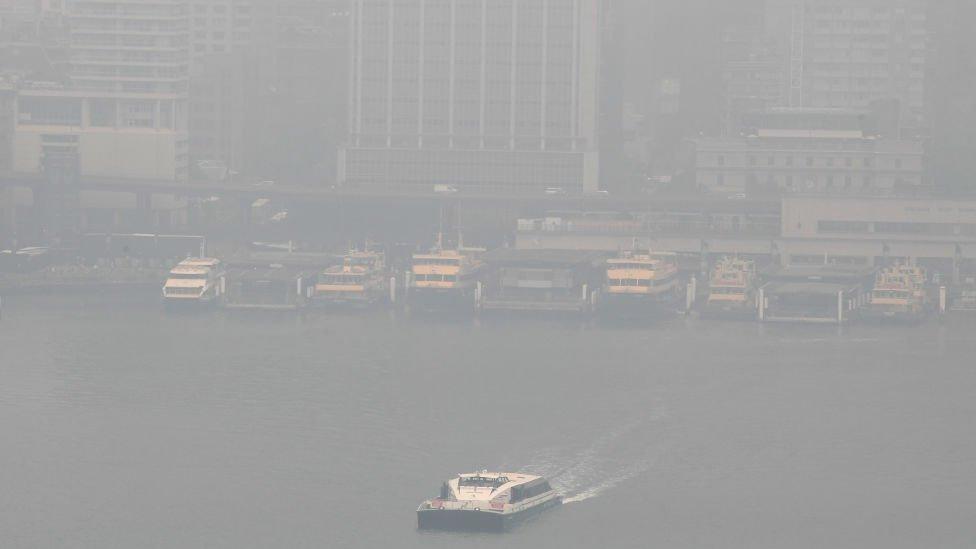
xmin=604 ymin=253 xmax=680 ymax=298
xmin=314 ymin=252 xmax=387 ymax=303
xmin=706 ymin=258 xmax=756 ymax=309
xmin=162 ymin=258 xmax=224 ymax=304
xmin=410 ymin=250 xmax=483 ymax=291
xmin=865 ymin=265 xmax=927 ymax=319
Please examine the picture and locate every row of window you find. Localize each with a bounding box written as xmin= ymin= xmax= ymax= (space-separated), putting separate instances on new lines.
xmin=817 ymin=221 xmax=976 ymax=236
xmin=413 ymin=274 xmax=457 ymax=282
xmin=510 ymin=481 xmax=552 ymax=503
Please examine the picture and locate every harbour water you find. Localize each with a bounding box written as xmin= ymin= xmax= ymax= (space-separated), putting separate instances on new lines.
xmin=2 ymin=294 xmax=975 ymax=548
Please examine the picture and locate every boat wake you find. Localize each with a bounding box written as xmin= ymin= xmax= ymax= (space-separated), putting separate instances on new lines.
xmin=503 ymin=414 xmax=668 ymax=505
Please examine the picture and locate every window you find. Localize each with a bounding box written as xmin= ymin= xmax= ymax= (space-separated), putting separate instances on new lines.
xmin=818 ymin=220 xmax=869 ymax=233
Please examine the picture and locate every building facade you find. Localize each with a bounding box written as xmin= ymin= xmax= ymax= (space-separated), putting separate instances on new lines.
xmin=765 ymin=0 xmax=927 ymax=130
xmin=690 ymin=109 xmax=924 ymax=195
xmin=340 ymin=0 xmax=602 ymax=195
xmin=11 ymin=0 xmax=192 ymax=181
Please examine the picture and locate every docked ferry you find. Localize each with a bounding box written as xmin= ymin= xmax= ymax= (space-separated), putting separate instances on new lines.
xmin=162 ymin=258 xmax=225 ymax=308
xmin=312 ymin=250 xmax=389 ymax=307
xmin=702 ymin=256 xmax=758 ymax=319
xmin=863 ymin=262 xmax=928 ymax=322
xmin=417 ymin=471 xmax=561 ymax=532
xmin=409 ymin=245 xmax=485 ymax=311
xmin=598 ymin=250 xmax=682 ymax=318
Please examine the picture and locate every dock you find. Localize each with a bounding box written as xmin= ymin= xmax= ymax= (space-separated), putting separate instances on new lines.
xmin=222 ymin=266 xmax=313 ymax=311
xmin=478 ymin=249 xmax=605 ymax=313
xmin=759 ymin=265 xmax=876 ymax=324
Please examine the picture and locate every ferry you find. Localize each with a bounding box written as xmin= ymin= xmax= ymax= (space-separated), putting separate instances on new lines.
xmin=162 ymin=257 xmax=225 ymax=307
xmin=409 ymin=245 xmax=485 ymax=311
xmin=702 ymin=256 xmax=758 ymax=319
xmin=862 ymin=262 xmax=928 ymax=322
xmin=312 ymin=250 xmax=389 ymax=307
xmin=417 ymin=471 xmax=561 ymax=532
xmin=598 ymin=250 xmax=682 ymax=318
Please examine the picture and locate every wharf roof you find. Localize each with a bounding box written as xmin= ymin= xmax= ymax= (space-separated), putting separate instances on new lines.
xmin=762 ymin=264 xmax=877 ymax=282
xmin=764 ymin=281 xmax=857 ymax=295
xmin=229 ymin=266 xmax=306 ymax=282
xmin=482 ymin=248 xmax=606 ymax=267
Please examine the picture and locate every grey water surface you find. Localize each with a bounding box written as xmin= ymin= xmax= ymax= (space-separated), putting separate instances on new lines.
xmin=2 ymin=294 xmax=975 ymax=548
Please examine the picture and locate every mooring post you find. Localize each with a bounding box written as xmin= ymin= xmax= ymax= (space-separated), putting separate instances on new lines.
xmin=758 ymin=287 xmax=765 ymax=322
xmin=837 ymin=290 xmax=844 ymax=324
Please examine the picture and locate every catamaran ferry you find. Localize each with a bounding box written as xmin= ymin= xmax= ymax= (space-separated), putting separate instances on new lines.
xmin=312 ymin=250 xmax=389 ymax=307
xmin=161 ymin=257 xmax=225 ymax=308
xmin=409 ymin=246 xmax=485 ymax=311
xmin=417 ymin=471 xmax=561 ymax=532
xmin=702 ymin=256 xmax=758 ymax=319
xmin=598 ymin=250 xmax=682 ymax=318
xmin=862 ymin=262 xmax=928 ymax=322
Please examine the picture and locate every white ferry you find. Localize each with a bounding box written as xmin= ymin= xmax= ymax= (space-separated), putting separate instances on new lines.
xmin=598 ymin=250 xmax=682 ymax=318
xmin=417 ymin=471 xmax=561 ymax=532
xmin=162 ymin=258 xmax=225 ymax=307
xmin=863 ymin=262 xmax=928 ymax=322
xmin=703 ymin=256 xmax=758 ymax=319
xmin=312 ymin=250 xmax=388 ymax=307
xmin=409 ymin=244 xmax=485 ymax=311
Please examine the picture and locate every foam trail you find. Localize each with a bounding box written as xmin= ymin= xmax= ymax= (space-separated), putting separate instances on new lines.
xmin=561 ymin=460 xmax=652 ymax=504
xmin=504 ymin=414 xmax=666 ymax=505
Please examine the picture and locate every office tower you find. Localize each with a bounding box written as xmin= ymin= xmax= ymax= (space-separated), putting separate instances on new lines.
xmin=341 ymin=0 xmax=602 ymax=195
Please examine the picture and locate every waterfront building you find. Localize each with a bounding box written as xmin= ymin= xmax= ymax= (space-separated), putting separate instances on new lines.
xmin=689 ymin=108 xmax=924 ymax=195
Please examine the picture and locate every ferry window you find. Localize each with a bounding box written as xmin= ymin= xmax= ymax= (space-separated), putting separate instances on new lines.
xmin=444 ymin=275 xmax=457 ymax=282
xmin=637 ymin=280 xmax=651 ymax=287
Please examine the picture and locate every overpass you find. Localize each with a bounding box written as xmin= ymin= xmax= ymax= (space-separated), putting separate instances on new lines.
xmin=0 ymin=172 xmax=781 ymax=214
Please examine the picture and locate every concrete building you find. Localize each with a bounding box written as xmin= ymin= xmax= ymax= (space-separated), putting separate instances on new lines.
xmin=927 ymin=0 xmax=976 ymax=193
xmin=10 ymin=0 xmax=192 ymax=181
xmin=340 ymin=0 xmax=602 ymax=195
xmin=765 ymin=0 xmax=927 ymax=130
xmin=188 ymin=0 xmax=253 ymax=59
xmin=689 ymin=108 xmax=924 ymax=195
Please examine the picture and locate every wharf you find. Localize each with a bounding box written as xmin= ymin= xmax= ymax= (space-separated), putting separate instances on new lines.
xmin=478 ymin=249 xmax=605 ymax=314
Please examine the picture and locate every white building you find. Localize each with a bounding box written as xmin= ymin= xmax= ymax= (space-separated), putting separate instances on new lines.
xmin=690 ymin=108 xmax=924 ymax=195
xmin=11 ymin=0 xmax=191 ymax=181
xmin=340 ymin=0 xmax=602 ymax=195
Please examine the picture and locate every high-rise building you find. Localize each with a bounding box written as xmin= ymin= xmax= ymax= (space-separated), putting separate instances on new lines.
xmin=340 ymin=0 xmax=602 ymax=195
xmin=66 ymin=0 xmax=190 ymax=95
xmin=765 ymin=0 xmax=927 ymax=131
xmin=188 ymin=0 xmax=253 ymax=59
xmin=927 ymin=0 xmax=976 ymax=193
xmin=11 ymin=0 xmax=192 ymax=181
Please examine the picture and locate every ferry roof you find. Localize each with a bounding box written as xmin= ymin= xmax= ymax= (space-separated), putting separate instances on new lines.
xmin=169 ymin=265 xmax=211 ymax=275
xmin=448 ymin=472 xmax=545 ymax=502
xmin=179 ymin=258 xmax=221 ymax=267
